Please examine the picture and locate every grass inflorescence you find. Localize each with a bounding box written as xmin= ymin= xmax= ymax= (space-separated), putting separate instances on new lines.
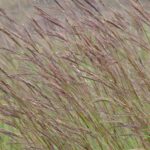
xmin=0 ymin=0 xmax=149 ymax=150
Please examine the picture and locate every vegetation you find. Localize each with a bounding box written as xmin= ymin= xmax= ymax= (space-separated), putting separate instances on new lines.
xmin=0 ymin=0 xmax=149 ymax=150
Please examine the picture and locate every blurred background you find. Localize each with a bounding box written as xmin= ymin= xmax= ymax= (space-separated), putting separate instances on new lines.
xmin=0 ymin=0 xmax=150 ymax=23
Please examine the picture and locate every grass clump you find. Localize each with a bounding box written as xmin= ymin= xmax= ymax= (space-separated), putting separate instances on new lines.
xmin=0 ymin=0 xmax=149 ymax=150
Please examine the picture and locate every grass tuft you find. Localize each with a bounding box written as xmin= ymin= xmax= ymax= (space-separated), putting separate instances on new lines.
xmin=0 ymin=0 xmax=149 ymax=150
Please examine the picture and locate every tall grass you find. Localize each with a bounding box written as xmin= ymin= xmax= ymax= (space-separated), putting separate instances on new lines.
xmin=0 ymin=0 xmax=149 ymax=150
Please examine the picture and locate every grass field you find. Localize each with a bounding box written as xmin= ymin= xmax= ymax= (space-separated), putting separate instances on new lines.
xmin=0 ymin=0 xmax=150 ymax=150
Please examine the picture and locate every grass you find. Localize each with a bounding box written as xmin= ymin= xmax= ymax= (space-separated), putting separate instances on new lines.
xmin=0 ymin=0 xmax=150 ymax=150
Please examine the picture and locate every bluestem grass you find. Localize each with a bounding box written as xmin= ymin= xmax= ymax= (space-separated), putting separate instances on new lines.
xmin=0 ymin=0 xmax=149 ymax=150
